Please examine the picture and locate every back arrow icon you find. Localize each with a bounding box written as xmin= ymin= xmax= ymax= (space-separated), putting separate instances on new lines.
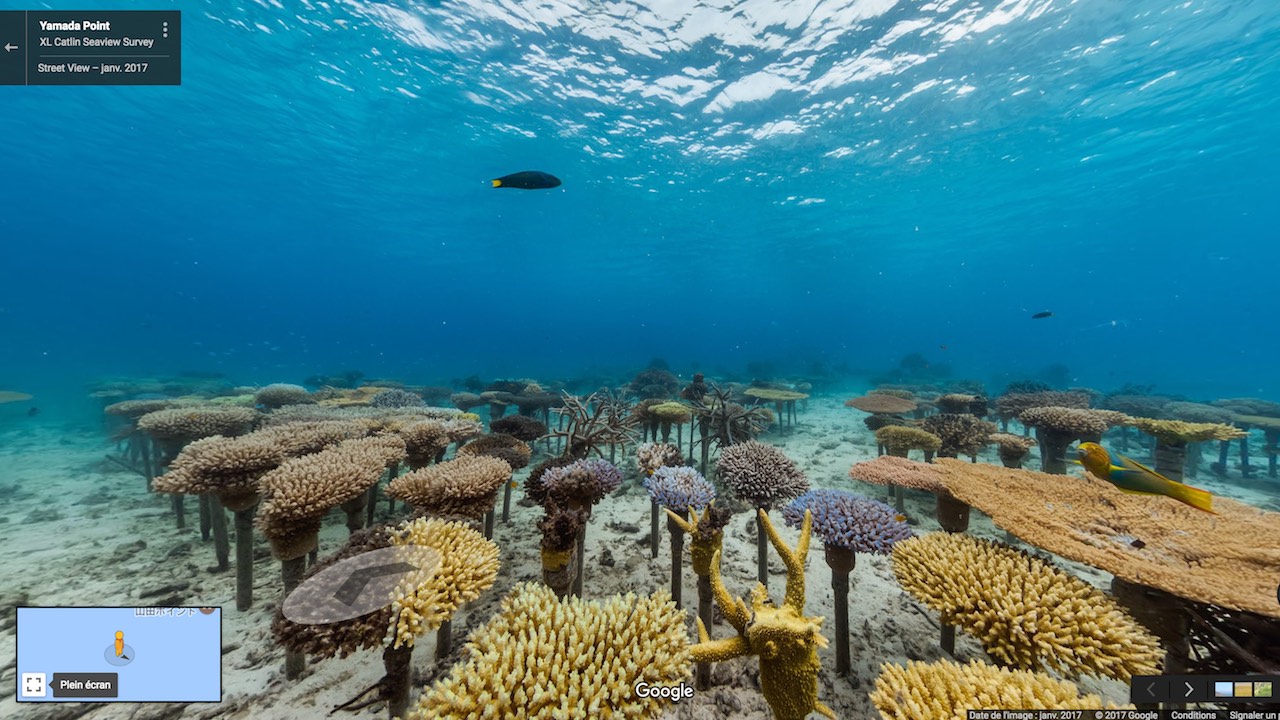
xmin=3 ymin=43 xmax=17 ymax=52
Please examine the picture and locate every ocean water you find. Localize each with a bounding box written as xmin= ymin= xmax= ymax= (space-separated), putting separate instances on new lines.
xmin=4 ymin=0 xmax=1279 ymax=415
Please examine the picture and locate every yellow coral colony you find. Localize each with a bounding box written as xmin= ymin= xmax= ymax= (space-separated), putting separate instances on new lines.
xmin=410 ymin=583 xmax=690 ymax=719
xmin=691 ymin=509 xmax=836 ymax=720
xmin=891 ymin=533 xmax=1161 ymax=681
xmin=388 ymin=517 xmax=500 ymax=648
xmin=871 ymin=659 xmax=1133 ymax=719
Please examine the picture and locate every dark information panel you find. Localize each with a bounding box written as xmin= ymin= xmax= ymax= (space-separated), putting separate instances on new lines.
xmin=0 ymin=11 xmax=180 ymax=85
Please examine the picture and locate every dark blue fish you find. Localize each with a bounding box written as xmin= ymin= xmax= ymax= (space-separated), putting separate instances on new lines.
xmin=1031 ymin=311 xmax=1054 ymax=319
xmin=491 ymin=170 xmax=561 ymax=190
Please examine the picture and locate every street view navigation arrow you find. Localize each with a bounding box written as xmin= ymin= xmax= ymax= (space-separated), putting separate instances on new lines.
xmin=282 ymin=545 xmax=441 ymax=625
xmin=4 ymin=43 xmax=16 ymax=52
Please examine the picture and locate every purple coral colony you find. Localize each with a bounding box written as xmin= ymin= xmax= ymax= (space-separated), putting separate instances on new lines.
xmin=4 ymin=364 xmax=1279 ymax=720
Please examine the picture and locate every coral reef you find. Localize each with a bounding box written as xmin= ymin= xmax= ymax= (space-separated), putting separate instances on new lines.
xmin=636 ymin=442 xmax=685 ymax=476
xmin=540 ymin=458 xmax=623 ymax=508
xmin=717 ymin=440 xmax=809 ymax=510
xmin=388 ymin=517 xmax=500 ymax=648
xmin=874 ymin=425 xmax=941 ymax=459
xmin=369 ymin=388 xmax=424 ymax=408
xmin=848 ymin=455 xmax=945 ymax=493
xmin=921 ymin=413 xmax=996 ymax=458
xmin=843 ymin=394 xmax=917 ymax=415
xmin=253 ymin=383 xmax=314 ymax=409
xmin=1019 ymin=406 xmax=1124 ymax=473
xmin=644 ymin=465 xmax=715 ymax=510
xmin=988 ymin=432 xmax=1038 ymax=468
xmin=548 ymin=392 xmax=638 ymax=459
xmin=781 ymin=490 xmax=912 ymax=554
xmin=927 ymin=458 xmax=1280 ymax=618
xmin=691 ymin=509 xmax=836 ymax=720
xmin=871 ymin=659 xmax=1131 ymax=719
xmin=396 ymin=420 xmax=450 ymax=469
xmin=409 ymin=583 xmax=690 ymax=719
xmin=489 ymin=414 xmax=547 ymax=442
xmin=457 ymin=433 xmax=532 ymax=471
xmin=138 ymin=406 xmax=260 ymax=454
xmin=255 ymin=436 xmax=405 ymax=560
xmin=387 ymin=455 xmax=512 ymax=519
xmin=892 ymin=532 xmax=1162 ymax=680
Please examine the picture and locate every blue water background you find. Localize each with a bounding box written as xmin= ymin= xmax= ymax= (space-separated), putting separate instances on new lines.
xmin=3 ymin=0 xmax=1279 ymax=418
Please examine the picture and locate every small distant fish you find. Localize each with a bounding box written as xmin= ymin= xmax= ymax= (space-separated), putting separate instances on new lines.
xmin=938 ymin=344 xmax=948 ymax=351
xmin=1031 ymin=311 xmax=1054 ymax=319
xmin=894 ymin=514 xmax=908 ymax=523
xmin=1075 ymin=442 xmax=1214 ymax=513
xmin=491 ymin=170 xmax=561 ymax=190
xmin=27 ymin=407 xmax=40 ymax=417
xmin=1130 ymin=538 xmax=1146 ymax=549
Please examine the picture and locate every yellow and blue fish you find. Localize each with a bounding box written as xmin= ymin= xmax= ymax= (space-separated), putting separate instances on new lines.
xmin=1075 ymin=442 xmax=1215 ymax=513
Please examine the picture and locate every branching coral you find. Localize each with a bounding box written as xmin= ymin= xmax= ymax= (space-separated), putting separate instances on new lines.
xmin=540 ymin=458 xmax=623 ymax=509
xmin=892 ymin=532 xmax=1162 ymax=680
xmin=153 ymin=434 xmax=282 ymax=510
xmin=781 ymin=490 xmax=912 ymax=554
xmin=1019 ymin=406 xmax=1127 ymax=473
xmin=387 ymin=455 xmax=512 ymax=519
xmin=396 ymin=420 xmax=451 ymax=469
xmin=995 ymin=391 xmax=1091 ymax=427
xmin=548 ymin=392 xmax=639 ymax=459
xmin=636 ymin=442 xmax=685 ymax=476
xmin=689 ymin=384 xmax=774 ymax=453
xmin=255 ymin=436 xmax=406 ymax=560
xmin=874 ymin=425 xmax=941 ymax=459
xmin=921 ymin=413 xmax=996 ymax=458
xmin=388 ymin=517 xmax=500 ymax=648
xmin=988 ymin=432 xmax=1038 ymax=468
xmin=489 ymin=414 xmax=547 ymax=442
xmin=717 ymin=440 xmax=808 ymax=510
xmin=691 ymin=509 xmax=835 ymax=720
xmin=138 ymin=406 xmax=260 ymax=455
xmin=457 ymin=433 xmax=532 ymax=471
xmin=253 ymin=383 xmax=314 ymax=410
xmin=369 ymin=388 xmax=424 ymax=408
xmin=644 ymin=466 xmax=715 ymax=510
xmin=409 ymin=583 xmax=690 ymax=720
xmin=871 ymin=659 xmax=1131 ymax=719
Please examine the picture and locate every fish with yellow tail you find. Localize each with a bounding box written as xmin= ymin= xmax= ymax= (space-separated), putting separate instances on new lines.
xmin=1074 ymin=442 xmax=1215 ymax=513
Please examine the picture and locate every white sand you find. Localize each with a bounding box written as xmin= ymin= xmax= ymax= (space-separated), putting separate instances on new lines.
xmin=2 ymin=399 xmax=1273 ymax=719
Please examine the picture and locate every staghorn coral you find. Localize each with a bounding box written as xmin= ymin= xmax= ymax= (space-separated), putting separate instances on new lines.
xmin=848 ymin=455 xmax=945 ymax=492
xmin=549 ymin=391 xmax=639 ymax=459
xmin=690 ymin=384 xmax=774 ymax=451
xmin=691 ymin=510 xmax=835 ymax=720
xmin=988 ymin=432 xmax=1038 ymax=468
xmin=844 ymin=394 xmax=917 ymax=415
xmin=409 ymin=583 xmax=690 ymax=720
xmin=636 ymin=442 xmax=685 ymax=476
xmin=255 ymin=436 xmax=406 ymax=560
xmin=540 ymin=458 xmax=623 ymax=509
xmin=253 ymin=383 xmax=313 ymax=410
xmin=871 ymin=659 xmax=1131 ymax=719
xmin=892 ymin=532 xmax=1162 ymax=680
xmin=927 ymin=458 xmax=1280 ymax=618
xmin=781 ymin=490 xmax=912 ymax=554
xmin=717 ymin=440 xmax=808 ymax=510
xmin=921 ymin=413 xmax=996 ymax=458
xmin=644 ymin=465 xmax=715 ymax=510
xmin=388 ymin=517 xmax=500 ymax=648
xmin=387 ymin=455 xmax=512 ymax=519
xmin=874 ymin=425 xmax=941 ymax=459
xmin=489 ymin=414 xmax=547 ymax=442
xmin=457 ymin=433 xmax=532 ymax=471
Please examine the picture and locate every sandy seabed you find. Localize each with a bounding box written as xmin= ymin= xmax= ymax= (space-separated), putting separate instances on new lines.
xmin=2 ymin=398 xmax=1276 ymax=720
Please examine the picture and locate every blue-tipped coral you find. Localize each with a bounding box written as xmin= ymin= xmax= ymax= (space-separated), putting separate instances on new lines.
xmin=782 ymin=489 xmax=912 ymax=676
xmin=644 ymin=466 xmax=716 ymax=609
xmin=644 ymin=465 xmax=716 ymax=511
xmin=539 ymin=458 xmax=622 ymax=597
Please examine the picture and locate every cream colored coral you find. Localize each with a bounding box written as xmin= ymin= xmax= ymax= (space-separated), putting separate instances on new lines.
xmin=397 ymin=420 xmax=451 ymax=466
xmin=871 ymin=659 xmax=1131 ymax=719
xmin=1125 ymin=416 xmax=1247 ymax=444
xmin=848 ymin=455 xmax=945 ymax=492
xmin=386 ymin=455 xmax=512 ymax=518
xmin=891 ymin=532 xmax=1161 ymax=680
xmin=153 ymin=434 xmax=282 ymax=495
xmin=927 ymin=458 xmax=1280 ymax=618
xmin=874 ymin=426 xmax=941 ymax=456
xmin=409 ymin=583 xmax=689 ymax=719
xmin=388 ymin=517 xmax=500 ymax=648
xmin=138 ymin=406 xmax=259 ymax=443
xmin=636 ymin=442 xmax=684 ymax=476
